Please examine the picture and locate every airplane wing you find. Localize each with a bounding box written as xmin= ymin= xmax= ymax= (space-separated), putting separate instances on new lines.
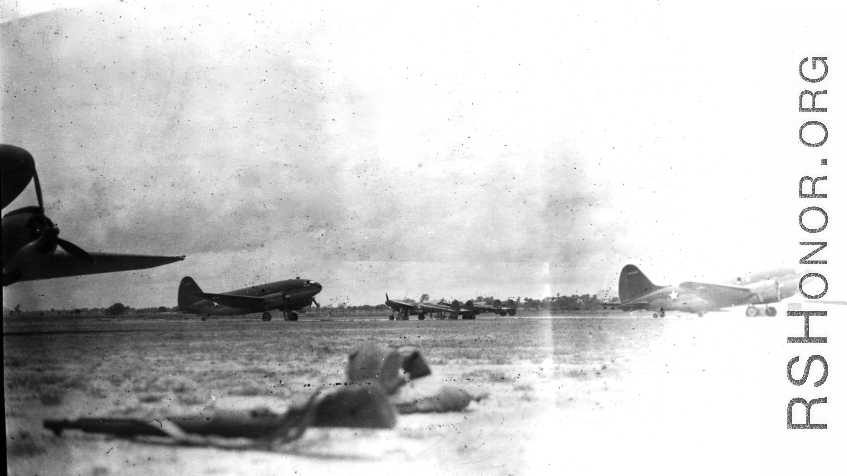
xmin=197 ymin=292 xmax=266 ymax=309
xmin=420 ymin=302 xmax=453 ymax=313
xmin=679 ymin=281 xmax=755 ymax=302
xmin=385 ymin=295 xmax=420 ymax=311
xmin=7 ymin=250 xmax=185 ymax=284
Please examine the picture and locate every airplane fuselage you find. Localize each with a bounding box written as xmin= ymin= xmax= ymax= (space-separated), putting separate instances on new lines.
xmin=620 ymin=272 xmax=800 ymax=314
xmin=185 ymin=279 xmax=322 ymax=316
xmin=621 ymin=286 xmax=737 ymax=313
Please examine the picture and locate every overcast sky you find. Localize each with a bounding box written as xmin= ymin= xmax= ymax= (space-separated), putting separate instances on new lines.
xmin=2 ymin=1 xmax=841 ymax=309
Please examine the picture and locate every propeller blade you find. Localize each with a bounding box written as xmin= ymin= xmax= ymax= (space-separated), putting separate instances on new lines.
xmin=33 ymin=167 xmax=44 ymax=211
xmin=56 ymin=238 xmax=96 ymax=264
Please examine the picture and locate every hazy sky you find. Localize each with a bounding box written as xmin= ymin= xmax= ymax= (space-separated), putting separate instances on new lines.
xmin=2 ymin=1 xmax=842 ymax=309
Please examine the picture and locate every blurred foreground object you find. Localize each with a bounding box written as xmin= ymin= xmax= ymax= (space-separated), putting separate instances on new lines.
xmin=44 ymin=382 xmax=394 ymax=447
xmin=347 ymin=344 xmax=487 ymax=413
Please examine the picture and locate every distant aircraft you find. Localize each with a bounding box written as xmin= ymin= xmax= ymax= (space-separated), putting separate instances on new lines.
xmin=471 ymin=299 xmax=517 ymax=317
xmin=618 ymin=264 xmax=800 ymax=317
xmin=2 ymin=144 xmax=185 ymax=286
xmin=179 ymin=276 xmax=322 ymax=321
xmin=384 ymin=294 xmax=478 ymax=320
xmin=384 ymin=294 xmax=423 ymax=320
xmin=423 ymin=299 xmax=478 ymax=320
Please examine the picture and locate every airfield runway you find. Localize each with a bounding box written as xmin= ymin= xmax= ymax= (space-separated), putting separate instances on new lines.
xmin=4 ymin=311 xmax=787 ymax=475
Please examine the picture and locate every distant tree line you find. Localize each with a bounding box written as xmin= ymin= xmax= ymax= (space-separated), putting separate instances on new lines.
xmin=5 ymin=304 xmax=175 ymax=318
xmin=6 ymin=293 xmax=620 ymax=317
xmin=519 ymin=294 xmax=613 ymax=311
xmin=323 ymin=294 xmax=616 ymax=312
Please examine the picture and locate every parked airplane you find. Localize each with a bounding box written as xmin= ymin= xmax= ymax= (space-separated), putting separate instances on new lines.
xmin=618 ymin=264 xmax=799 ymax=317
xmin=384 ymin=294 xmax=477 ymax=320
xmin=384 ymin=294 xmax=423 ymax=320
xmin=178 ymin=276 xmax=322 ymax=321
xmin=471 ymin=299 xmax=517 ymax=317
xmin=426 ymin=299 xmax=477 ymax=320
xmin=2 ymin=144 xmax=185 ymax=286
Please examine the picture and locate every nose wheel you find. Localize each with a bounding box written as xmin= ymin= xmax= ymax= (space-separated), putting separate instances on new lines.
xmin=745 ymin=306 xmax=759 ymax=317
xmin=765 ymin=306 xmax=777 ymax=317
xmin=261 ymin=312 xmax=272 ymax=321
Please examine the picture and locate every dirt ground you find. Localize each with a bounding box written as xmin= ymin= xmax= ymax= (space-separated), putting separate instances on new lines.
xmin=4 ymin=310 xmax=797 ymax=475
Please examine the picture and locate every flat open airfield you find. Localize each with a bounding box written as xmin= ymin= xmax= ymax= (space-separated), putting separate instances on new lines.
xmin=5 ymin=311 xmax=783 ymax=475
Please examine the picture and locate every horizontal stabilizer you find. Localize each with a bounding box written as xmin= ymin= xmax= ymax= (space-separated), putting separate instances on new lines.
xmin=618 ymin=302 xmax=651 ymax=311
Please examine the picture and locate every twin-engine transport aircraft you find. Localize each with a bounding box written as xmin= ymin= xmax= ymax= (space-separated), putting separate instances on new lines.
xmin=179 ymin=277 xmax=322 ymax=321
xmin=2 ymin=144 xmax=185 ymax=286
xmin=618 ymin=264 xmax=799 ymax=317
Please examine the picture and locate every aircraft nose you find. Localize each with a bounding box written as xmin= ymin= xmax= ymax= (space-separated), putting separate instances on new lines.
xmin=313 ymin=282 xmax=322 ymax=292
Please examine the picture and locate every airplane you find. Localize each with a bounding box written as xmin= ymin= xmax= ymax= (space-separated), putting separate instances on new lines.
xmin=2 ymin=144 xmax=185 ymax=286
xmin=384 ymin=294 xmax=423 ymax=320
xmin=422 ymin=299 xmax=478 ymax=320
xmin=384 ymin=294 xmax=478 ymax=320
xmin=471 ymin=299 xmax=517 ymax=317
xmin=179 ymin=276 xmax=322 ymax=321
xmin=617 ymin=264 xmax=800 ymax=318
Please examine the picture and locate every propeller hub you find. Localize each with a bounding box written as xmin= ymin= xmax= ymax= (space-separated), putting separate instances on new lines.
xmin=27 ymin=214 xmax=59 ymax=254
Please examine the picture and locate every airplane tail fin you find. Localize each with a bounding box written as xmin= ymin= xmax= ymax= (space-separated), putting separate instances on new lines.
xmin=619 ymin=265 xmax=662 ymax=303
xmin=178 ymin=277 xmax=204 ymax=309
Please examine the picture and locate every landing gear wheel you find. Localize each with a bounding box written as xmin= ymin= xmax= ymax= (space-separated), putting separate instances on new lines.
xmin=745 ymin=306 xmax=759 ymax=317
xmin=261 ymin=312 xmax=272 ymax=321
xmin=697 ymin=312 xmax=704 ymax=317
xmin=288 ymin=312 xmax=298 ymax=321
xmin=418 ymin=313 xmax=425 ymax=320
xmin=201 ymin=317 xmax=207 ymax=321
xmin=765 ymin=306 xmax=777 ymax=317
xmin=389 ymin=314 xmax=395 ymax=321
xmin=659 ymin=311 xmax=666 ymax=318
xmin=653 ymin=313 xmax=659 ymax=318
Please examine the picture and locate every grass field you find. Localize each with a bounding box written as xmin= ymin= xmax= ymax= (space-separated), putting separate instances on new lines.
xmin=4 ymin=311 xmax=786 ymax=475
